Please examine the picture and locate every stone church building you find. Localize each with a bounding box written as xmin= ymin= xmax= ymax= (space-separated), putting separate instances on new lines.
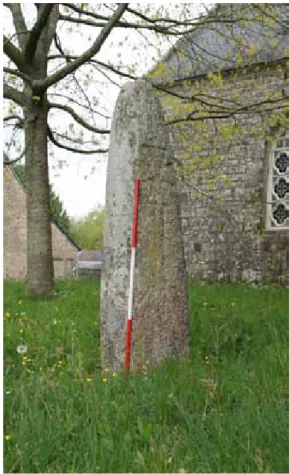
xmin=153 ymin=4 xmax=289 ymax=284
xmin=3 ymin=165 xmax=80 ymax=280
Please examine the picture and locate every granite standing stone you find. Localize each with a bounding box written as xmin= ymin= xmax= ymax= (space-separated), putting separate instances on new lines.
xmin=100 ymin=80 xmax=190 ymax=372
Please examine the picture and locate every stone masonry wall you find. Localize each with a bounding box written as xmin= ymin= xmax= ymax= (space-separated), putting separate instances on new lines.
xmin=4 ymin=166 xmax=27 ymax=280
xmin=51 ymin=223 xmax=78 ymax=278
xmin=4 ymin=166 xmax=78 ymax=280
xmin=160 ymin=62 xmax=289 ymax=284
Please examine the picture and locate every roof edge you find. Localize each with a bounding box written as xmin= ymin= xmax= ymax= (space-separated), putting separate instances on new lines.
xmin=4 ymin=162 xmax=81 ymax=251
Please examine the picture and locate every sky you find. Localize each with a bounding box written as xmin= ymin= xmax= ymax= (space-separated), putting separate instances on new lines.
xmin=3 ymin=3 xmax=174 ymax=218
xmin=3 ymin=3 xmax=206 ymax=219
xmin=48 ymin=4 xmax=198 ymax=219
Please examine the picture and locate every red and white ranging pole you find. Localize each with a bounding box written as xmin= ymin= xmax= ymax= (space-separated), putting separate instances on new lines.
xmin=124 ymin=179 xmax=140 ymax=373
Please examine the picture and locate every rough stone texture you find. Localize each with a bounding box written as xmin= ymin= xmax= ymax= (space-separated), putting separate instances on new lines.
xmin=101 ymin=81 xmax=189 ymax=372
xmin=4 ymin=166 xmax=78 ymax=280
xmin=159 ymin=62 xmax=289 ymax=284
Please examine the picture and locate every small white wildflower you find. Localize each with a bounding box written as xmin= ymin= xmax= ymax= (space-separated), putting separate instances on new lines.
xmin=20 ymin=312 xmax=26 ymax=316
xmin=17 ymin=344 xmax=27 ymax=355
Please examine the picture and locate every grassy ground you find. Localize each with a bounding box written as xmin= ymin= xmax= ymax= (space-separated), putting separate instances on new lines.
xmin=3 ymin=279 xmax=289 ymax=473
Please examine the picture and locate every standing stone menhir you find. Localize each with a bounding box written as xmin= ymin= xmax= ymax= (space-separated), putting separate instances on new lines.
xmin=100 ymin=80 xmax=190 ymax=372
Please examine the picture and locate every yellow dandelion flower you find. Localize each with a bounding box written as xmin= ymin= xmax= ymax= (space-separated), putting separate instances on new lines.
xmin=112 ymin=372 xmax=117 ymax=377
xmin=102 ymin=378 xmax=107 ymax=382
xmin=5 ymin=435 xmax=11 ymax=441
xmin=104 ymin=367 xmax=109 ymax=372
xmin=86 ymin=377 xmax=92 ymax=382
xmin=5 ymin=312 xmax=11 ymax=318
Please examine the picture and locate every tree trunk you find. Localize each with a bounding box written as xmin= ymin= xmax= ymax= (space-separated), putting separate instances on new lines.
xmin=25 ymin=96 xmax=54 ymax=296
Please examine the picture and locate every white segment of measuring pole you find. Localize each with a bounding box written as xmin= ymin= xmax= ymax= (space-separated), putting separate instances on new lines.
xmin=127 ymin=247 xmax=136 ymax=320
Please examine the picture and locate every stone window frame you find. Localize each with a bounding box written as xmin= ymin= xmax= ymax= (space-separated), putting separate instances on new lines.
xmin=265 ymin=132 xmax=289 ymax=231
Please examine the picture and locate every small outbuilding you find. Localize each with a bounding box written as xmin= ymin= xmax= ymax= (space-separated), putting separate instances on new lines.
xmin=73 ymin=250 xmax=103 ymax=279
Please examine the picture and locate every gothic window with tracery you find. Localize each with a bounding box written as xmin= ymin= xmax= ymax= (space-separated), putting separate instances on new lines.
xmin=267 ymin=133 xmax=289 ymax=229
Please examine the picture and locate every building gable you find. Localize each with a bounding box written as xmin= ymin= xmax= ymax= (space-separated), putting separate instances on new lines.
xmin=3 ymin=164 xmax=80 ymax=280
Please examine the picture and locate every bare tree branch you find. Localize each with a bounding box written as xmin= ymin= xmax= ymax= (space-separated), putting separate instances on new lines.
xmin=62 ymin=3 xmax=112 ymax=21
xmin=4 ymin=84 xmax=28 ymax=107
xmin=49 ymin=102 xmax=110 ymax=134
xmin=5 ymin=4 xmax=28 ymax=50
xmin=47 ymin=126 xmax=108 ymax=154
xmin=167 ymin=104 xmax=287 ymax=125
xmin=58 ymin=13 xmax=190 ymax=34
xmin=3 ymin=35 xmax=26 ymax=71
xmin=3 ymin=150 xmax=25 ymax=165
xmin=4 ymin=114 xmax=24 ymax=123
xmin=51 ymin=129 xmax=102 ymax=145
xmin=33 ymin=4 xmax=129 ymax=92
xmin=24 ymin=4 xmax=54 ymax=61
xmin=70 ymin=70 xmax=98 ymax=127
xmin=91 ymin=63 xmax=121 ymax=88
xmin=60 ymin=4 xmax=264 ymax=35
xmin=48 ymin=92 xmax=111 ymax=119
xmin=92 ymin=59 xmax=138 ymax=80
xmin=48 ymin=54 xmax=138 ymax=80
xmin=4 ymin=67 xmax=32 ymax=85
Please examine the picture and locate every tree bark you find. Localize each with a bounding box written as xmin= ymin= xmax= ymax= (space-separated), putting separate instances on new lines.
xmin=25 ymin=95 xmax=54 ymax=296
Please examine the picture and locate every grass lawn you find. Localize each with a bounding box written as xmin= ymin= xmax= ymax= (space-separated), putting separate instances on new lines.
xmin=3 ymin=279 xmax=289 ymax=473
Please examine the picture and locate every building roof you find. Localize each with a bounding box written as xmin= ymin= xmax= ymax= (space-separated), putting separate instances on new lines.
xmin=4 ymin=163 xmax=81 ymax=251
xmin=77 ymin=250 xmax=103 ymax=262
xmin=51 ymin=218 xmax=81 ymax=251
xmin=155 ymin=4 xmax=289 ymax=83
xmin=76 ymin=250 xmax=103 ymax=270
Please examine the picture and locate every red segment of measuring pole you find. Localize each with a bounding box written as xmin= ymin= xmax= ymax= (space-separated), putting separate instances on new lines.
xmin=124 ymin=179 xmax=140 ymax=373
xmin=124 ymin=319 xmax=133 ymax=372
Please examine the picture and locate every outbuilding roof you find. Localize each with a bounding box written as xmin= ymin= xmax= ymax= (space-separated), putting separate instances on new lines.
xmin=76 ymin=250 xmax=103 ymax=270
xmin=77 ymin=250 xmax=103 ymax=262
